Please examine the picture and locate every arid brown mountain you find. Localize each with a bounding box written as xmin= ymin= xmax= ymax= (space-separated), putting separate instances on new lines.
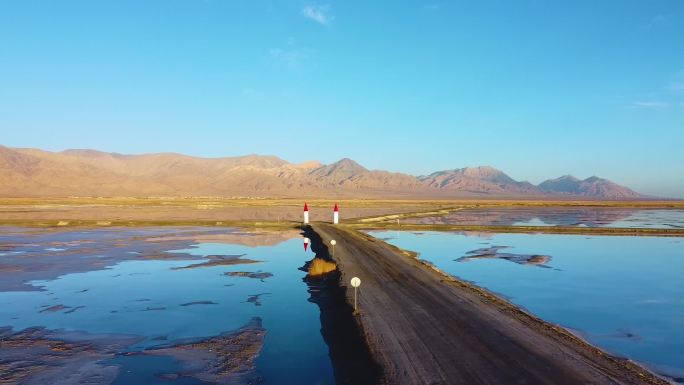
xmin=538 ymin=175 xmax=644 ymax=199
xmin=419 ymin=166 xmax=540 ymax=195
xmin=0 ymin=146 xmax=647 ymax=198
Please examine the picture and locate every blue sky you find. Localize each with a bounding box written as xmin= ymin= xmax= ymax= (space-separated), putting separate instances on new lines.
xmin=1 ymin=0 xmax=683 ymax=197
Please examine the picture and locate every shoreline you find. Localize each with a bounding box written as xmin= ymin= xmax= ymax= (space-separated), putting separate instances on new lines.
xmin=300 ymin=226 xmax=383 ymax=385
xmin=309 ymin=223 xmax=671 ymax=385
xmin=1 ymin=221 xmax=680 ymax=383
xmin=3 ymin=219 xmax=682 ymax=238
xmin=356 ymin=228 xmax=677 ymax=383
xmin=350 ymin=223 xmax=684 ymax=237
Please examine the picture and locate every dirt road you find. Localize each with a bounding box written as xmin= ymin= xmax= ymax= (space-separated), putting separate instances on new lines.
xmin=308 ymin=223 xmax=668 ymax=385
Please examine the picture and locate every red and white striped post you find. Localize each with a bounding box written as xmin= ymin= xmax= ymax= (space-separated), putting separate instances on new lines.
xmin=303 ymin=203 xmax=309 ymax=224
xmin=333 ymin=203 xmax=339 ymax=224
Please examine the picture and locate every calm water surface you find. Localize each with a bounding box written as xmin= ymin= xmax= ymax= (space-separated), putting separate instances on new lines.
xmin=0 ymin=227 xmax=333 ymax=385
xmin=370 ymin=230 xmax=684 ymax=380
xmin=406 ymin=208 xmax=684 ymax=229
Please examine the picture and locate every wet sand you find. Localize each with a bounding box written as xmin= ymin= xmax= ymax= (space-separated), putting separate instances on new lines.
xmin=0 ymin=327 xmax=142 ymax=385
xmin=0 ymin=320 xmax=266 ymax=385
xmin=144 ymin=317 xmax=266 ymax=384
xmin=308 ymin=223 xmax=669 ymax=385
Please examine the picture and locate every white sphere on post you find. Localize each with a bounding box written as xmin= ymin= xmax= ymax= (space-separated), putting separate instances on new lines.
xmin=330 ymin=239 xmax=336 ymax=257
xmin=350 ymin=276 xmax=361 ymax=312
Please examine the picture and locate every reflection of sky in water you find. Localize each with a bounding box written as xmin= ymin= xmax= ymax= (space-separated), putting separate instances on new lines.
xmin=370 ymin=230 xmax=684 ymax=379
xmin=511 ymin=217 xmax=556 ymax=227
xmin=107 ymin=355 xmax=205 ymax=385
xmin=514 ymin=210 xmax=684 ymax=228
xmin=411 ymin=208 xmax=684 ymax=229
xmin=0 ymin=237 xmax=334 ymax=385
xmin=607 ymin=210 xmax=684 ymax=229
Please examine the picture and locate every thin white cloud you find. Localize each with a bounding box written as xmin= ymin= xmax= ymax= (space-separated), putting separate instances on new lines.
xmin=670 ymin=82 xmax=684 ymax=92
xmin=269 ymin=38 xmax=309 ymax=69
xmin=424 ymin=3 xmax=442 ymax=10
xmin=629 ymin=71 xmax=684 ymax=108
xmin=269 ymin=48 xmax=303 ymax=68
xmin=632 ymin=101 xmax=671 ymax=108
xmin=302 ymin=5 xmax=330 ymax=25
xmin=646 ymin=14 xmax=673 ymax=29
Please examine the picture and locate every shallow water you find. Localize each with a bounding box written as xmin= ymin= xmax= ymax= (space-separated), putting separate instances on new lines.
xmin=106 ymin=355 xmax=206 ymax=385
xmin=0 ymin=227 xmax=334 ymax=385
xmin=406 ymin=207 xmax=684 ymax=229
xmin=370 ymin=230 xmax=684 ymax=380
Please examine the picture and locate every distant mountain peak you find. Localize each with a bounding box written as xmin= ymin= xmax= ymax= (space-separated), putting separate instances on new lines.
xmin=292 ymin=160 xmax=323 ymax=169
xmin=333 ymin=158 xmax=367 ymax=171
xmin=458 ymin=166 xmax=514 ymax=183
xmin=555 ymin=175 xmax=581 ymax=181
xmin=422 ymin=166 xmax=515 ymax=185
xmin=539 ymin=174 xmax=642 ymax=199
xmin=463 ymin=165 xmax=497 ymax=172
xmin=61 ymin=149 xmax=126 ymax=158
xmin=311 ymin=158 xmax=368 ymax=179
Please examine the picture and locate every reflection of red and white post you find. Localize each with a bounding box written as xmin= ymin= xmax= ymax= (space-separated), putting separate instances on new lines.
xmin=303 ymin=203 xmax=309 ymax=225
xmin=333 ymin=203 xmax=339 ymax=224
xmin=303 ymin=237 xmax=310 ymax=252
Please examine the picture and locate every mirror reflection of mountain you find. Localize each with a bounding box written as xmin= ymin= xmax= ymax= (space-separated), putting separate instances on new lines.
xmin=146 ymin=229 xmax=302 ymax=248
xmin=0 ymin=228 xmax=299 ymax=292
xmin=0 ymin=228 xmax=335 ymax=385
xmin=407 ymin=208 xmax=684 ymax=228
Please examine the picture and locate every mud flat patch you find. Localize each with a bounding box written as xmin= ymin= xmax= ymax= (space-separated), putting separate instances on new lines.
xmin=224 ymin=271 xmax=273 ymax=281
xmin=144 ymin=317 xmax=266 ymax=385
xmin=143 ymin=306 xmax=166 ymax=312
xmin=171 ymin=254 xmax=260 ymax=270
xmin=245 ymin=293 xmax=270 ymax=307
xmin=1 ymin=226 xmax=335 ymax=384
xmin=0 ymin=326 xmax=141 ymax=385
xmin=180 ymin=301 xmax=218 ymax=307
xmin=39 ymin=304 xmax=71 ymax=313
xmin=457 ymin=245 xmax=554 ymax=268
xmin=0 ymin=227 xmax=248 ymax=292
xmin=64 ymin=305 xmax=85 ymax=314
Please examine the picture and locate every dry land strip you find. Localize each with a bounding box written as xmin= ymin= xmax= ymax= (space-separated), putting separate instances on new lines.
xmin=309 ymin=223 xmax=670 ymax=385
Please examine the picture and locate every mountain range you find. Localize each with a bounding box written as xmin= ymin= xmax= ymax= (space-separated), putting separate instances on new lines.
xmin=0 ymin=146 xmax=647 ymax=199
